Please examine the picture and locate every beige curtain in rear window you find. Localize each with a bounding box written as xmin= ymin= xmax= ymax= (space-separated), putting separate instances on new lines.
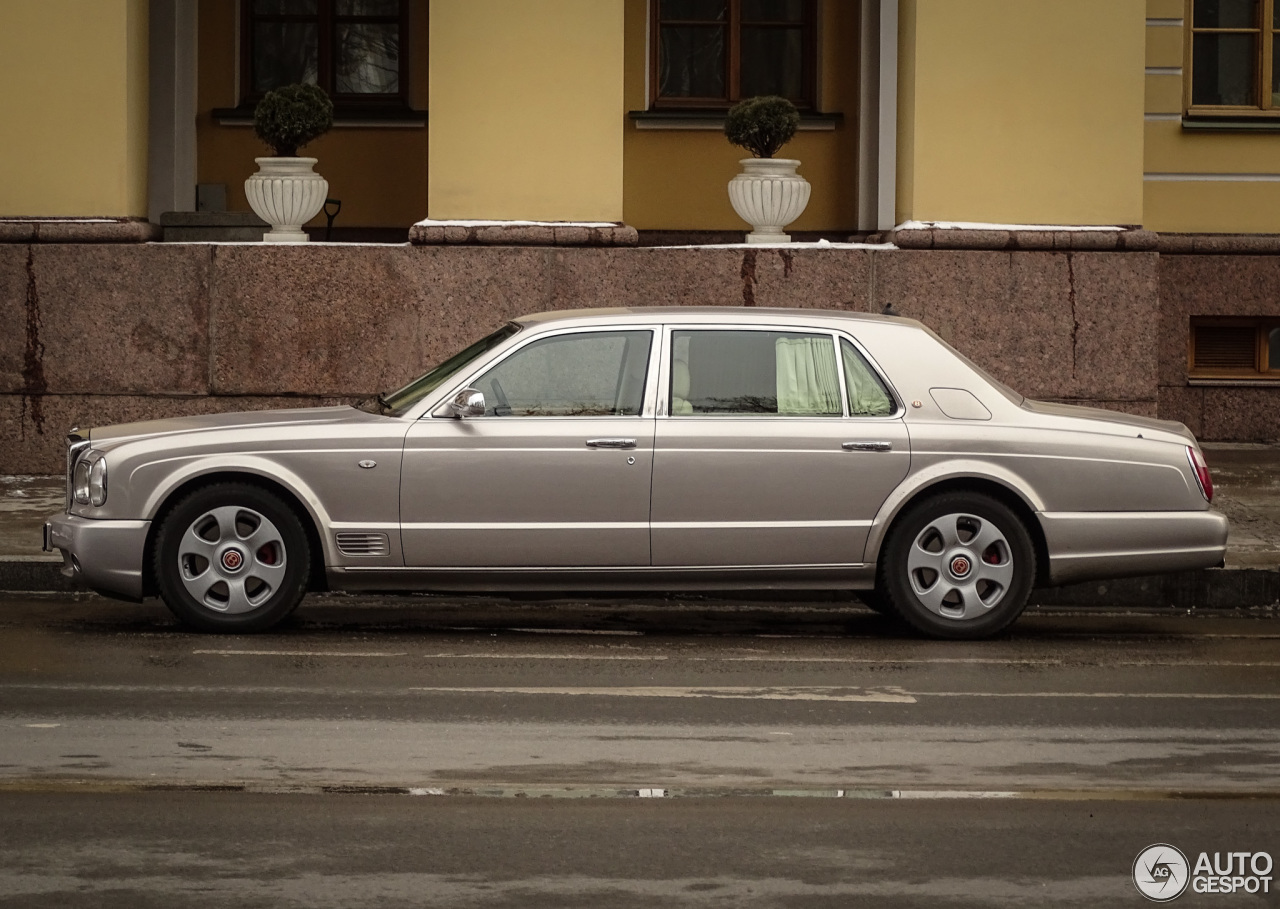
xmin=774 ymin=337 xmax=840 ymax=415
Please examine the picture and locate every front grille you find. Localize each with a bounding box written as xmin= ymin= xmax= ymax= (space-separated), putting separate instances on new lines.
xmin=65 ymin=432 xmax=91 ymax=512
xmin=336 ymin=532 xmax=390 ymax=557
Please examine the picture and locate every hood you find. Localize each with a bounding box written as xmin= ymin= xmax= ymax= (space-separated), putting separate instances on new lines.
xmin=88 ymin=406 xmax=380 ymax=445
xmin=1021 ymin=399 xmax=1195 ymax=444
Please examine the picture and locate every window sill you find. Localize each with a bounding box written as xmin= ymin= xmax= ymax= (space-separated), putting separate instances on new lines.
xmin=1182 ymin=114 xmax=1280 ymax=131
xmin=1187 ymin=377 xmax=1280 ymax=386
xmin=628 ymin=110 xmax=843 ymax=131
xmin=213 ymin=104 xmax=427 ymax=128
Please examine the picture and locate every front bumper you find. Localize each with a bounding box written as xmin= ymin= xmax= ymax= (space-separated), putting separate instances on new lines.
xmin=1040 ymin=509 xmax=1230 ymax=585
xmin=44 ymin=513 xmax=151 ymax=600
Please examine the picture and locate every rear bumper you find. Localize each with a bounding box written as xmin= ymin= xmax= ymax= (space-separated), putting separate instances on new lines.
xmin=43 ymin=513 xmax=150 ymax=600
xmin=1040 ymin=510 xmax=1229 ymax=585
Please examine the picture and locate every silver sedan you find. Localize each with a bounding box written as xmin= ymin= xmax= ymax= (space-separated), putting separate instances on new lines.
xmin=44 ymin=308 xmax=1227 ymax=639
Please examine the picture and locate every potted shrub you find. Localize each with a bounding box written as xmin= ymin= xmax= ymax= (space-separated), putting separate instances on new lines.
xmin=724 ymin=96 xmax=811 ymax=244
xmin=244 ymin=83 xmax=335 ymax=243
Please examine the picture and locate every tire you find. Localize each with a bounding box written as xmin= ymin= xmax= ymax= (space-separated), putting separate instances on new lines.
xmin=877 ymin=492 xmax=1035 ymax=640
xmin=154 ymin=483 xmax=311 ymax=633
xmin=856 ymin=588 xmax=895 ymax=615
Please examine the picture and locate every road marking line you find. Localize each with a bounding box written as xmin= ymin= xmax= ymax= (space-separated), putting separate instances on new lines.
xmin=418 ymin=653 xmax=1280 ymax=668
xmin=893 ymin=790 xmax=1017 ymax=799
xmin=192 ymin=650 xmax=408 ymax=657
xmin=406 ymin=685 xmax=918 ymax=703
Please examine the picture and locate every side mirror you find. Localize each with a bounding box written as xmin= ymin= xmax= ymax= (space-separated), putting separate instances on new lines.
xmin=447 ymin=388 xmax=486 ymax=418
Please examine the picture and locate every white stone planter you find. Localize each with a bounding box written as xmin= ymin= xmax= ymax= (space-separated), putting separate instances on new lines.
xmin=728 ymin=157 xmax=811 ymax=244
xmin=244 ymin=157 xmax=328 ymax=243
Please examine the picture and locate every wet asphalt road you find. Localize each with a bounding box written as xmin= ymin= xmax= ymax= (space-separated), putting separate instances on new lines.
xmin=1 ymin=592 xmax=1278 ymax=907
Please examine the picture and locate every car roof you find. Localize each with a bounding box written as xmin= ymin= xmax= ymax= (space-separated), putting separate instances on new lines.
xmin=513 ymin=306 xmax=921 ymax=330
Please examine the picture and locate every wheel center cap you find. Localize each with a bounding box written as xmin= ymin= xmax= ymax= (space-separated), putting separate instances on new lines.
xmin=221 ymin=548 xmax=245 ymax=572
xmin=949 ymin=555 xmax=972 ymax=578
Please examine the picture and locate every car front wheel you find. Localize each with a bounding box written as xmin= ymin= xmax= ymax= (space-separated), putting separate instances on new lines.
xmin=878 ymin=492 xmax=1035 ymax=640
xmin=154 ymin=483 xmax=311 ymax=633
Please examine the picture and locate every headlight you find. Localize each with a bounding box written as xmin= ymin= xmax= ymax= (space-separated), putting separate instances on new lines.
xmin=73 ymin=451 xmax=108 ymax=506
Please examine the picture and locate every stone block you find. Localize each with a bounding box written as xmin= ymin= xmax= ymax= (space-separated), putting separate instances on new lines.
xmin=934 ymin=230 xmax=1010 ymax=250
xmin=0 ymin=218 xmax=160 ymax=244
xmin=1065 ymin=252 xmax=1159 ymax=402
xmin=408 ymin=223 xmax=445 ymax=245
xmin=1200 ymin=387 xmax=1280 ymax=441
xmin=3 ymin=245 xmax=211 ymax=396
xmin=873 ymin=250 xmax=1158 ymax=403
xmin=0 ymin=246 xmax=31 ymax=394
xmin=408 ymin=246 xmax=556 ymax=366
xmin=1011 ymin=231 xmax=1055 ymax=250
xmin=1158 ymin=385 xmax=1206 ymax=437
xmin=210 ymin=246 xmax=426 ymax=396
xmin=889 ymin=229 xmax=931 ymax=249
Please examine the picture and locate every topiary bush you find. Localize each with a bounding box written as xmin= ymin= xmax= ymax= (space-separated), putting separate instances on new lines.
xmin=724 ymin=96 xmax=801 ymax=158
xmin=253 ymin=83 xmax=334 ymax=157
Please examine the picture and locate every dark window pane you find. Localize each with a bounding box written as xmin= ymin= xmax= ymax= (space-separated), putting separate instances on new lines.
xmin=659 ymin=25 xmax=725 ymax=98
xmin=1193 ymin=33 xmax=1258 ymax=104
xmin=1194 ymin=0 xmax=1258 ymax=28
xmin=336 ymin=0 xmax=400 ymax=16
xmin=253 ymin=0 xmax=317 ymax=14
xmin=1269 ymin=327 xmax=1280 ymax=370
xmin=336 ymin=23 xmax=399 ymax=93
xmin=660 ymin=0 xmax=726 ymax=21
xmin=1274 ymin=35 xmax=1280 ymax=103
xmin=741 ymin=0 xmax=804 ymax=23
xmin=253 ymin=22 xmax=318 ymax=91
xmin=740 ymin=26 xmax=804 ymax=99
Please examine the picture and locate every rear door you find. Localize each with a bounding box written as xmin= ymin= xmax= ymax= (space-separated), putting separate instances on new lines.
xmin=651 ymin=326 xmax=910 ymax=567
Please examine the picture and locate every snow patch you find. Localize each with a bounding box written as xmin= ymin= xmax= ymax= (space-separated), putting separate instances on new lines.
xmin=897 ymin=220 xmax=1125 ymax=232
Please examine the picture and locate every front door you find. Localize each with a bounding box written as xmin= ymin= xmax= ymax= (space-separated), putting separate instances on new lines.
xmin=400 ymin=328 xmax=657 ymax=567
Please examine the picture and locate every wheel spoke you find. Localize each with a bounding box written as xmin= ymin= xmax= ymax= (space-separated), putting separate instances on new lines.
xmin=222 ymin=577 xmax=255 ymax=615
xmin=915 ymin=580 xmax=952 ymax=611
xmin=975 ymin=559 xmax=1014 ymax=590
xmin=969 ymin=519 xmax=1008 ymax=558
xmin=178 ymin=524 xmax=218 ymax=563
xmin=185 ymin=568 xmax=223 ymax=606
xmin=956 ymin=583 xmax=991 ymax=619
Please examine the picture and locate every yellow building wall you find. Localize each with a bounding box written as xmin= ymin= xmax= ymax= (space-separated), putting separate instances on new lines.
xmin=196 ymin=0 xmax=429 ymax=229
xmin=0 ymin=0 xmax=148 ymax=217
xmin=1141 ymin=5 xmax=1280 ymax=233
xmin=429 ymin=0 xmax=623 ymax=222
xmin=621 ymin=0 xmax=860 ymax=232
xmin=895 ymin=0 xmax=1145 ymax=226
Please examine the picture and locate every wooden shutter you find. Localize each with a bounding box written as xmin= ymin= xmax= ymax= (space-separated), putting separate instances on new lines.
xmin=1192 ymin=325 xmax=1257 ymax=370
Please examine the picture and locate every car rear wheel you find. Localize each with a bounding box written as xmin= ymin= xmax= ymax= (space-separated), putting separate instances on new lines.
xmin=878 ymin=492 xmax=1035 ymax=639
xmin=154 ymin=483 xmax=310 ymax=633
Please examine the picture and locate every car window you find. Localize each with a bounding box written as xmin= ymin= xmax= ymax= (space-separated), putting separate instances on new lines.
xmin=840 ymin=339 xmax=895 ymax=416
xmin=472 ymin=330 xmax=652 ymax=417
xmin=670 ymin=329 xmax=841 ymax=416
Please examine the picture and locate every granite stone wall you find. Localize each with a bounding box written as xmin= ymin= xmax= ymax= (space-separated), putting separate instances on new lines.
xmin=0 ymin=242 xmax=1180 ymax=473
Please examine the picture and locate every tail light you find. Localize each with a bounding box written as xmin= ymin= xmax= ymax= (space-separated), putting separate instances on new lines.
xmin=1187 ymin=446 xmax=1214 ymax=502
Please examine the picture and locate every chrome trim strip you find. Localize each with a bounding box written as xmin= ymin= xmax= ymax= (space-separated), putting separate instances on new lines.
xmin=843 ymin=441 xmax=893 ymax=452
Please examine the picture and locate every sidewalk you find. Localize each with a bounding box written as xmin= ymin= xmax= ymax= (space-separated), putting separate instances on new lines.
xmin=3 ymin=444 xmax=1278 ymax=608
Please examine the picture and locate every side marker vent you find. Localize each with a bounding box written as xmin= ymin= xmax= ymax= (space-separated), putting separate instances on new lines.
xmin=336 ymin=532 xmax=390 ymax=557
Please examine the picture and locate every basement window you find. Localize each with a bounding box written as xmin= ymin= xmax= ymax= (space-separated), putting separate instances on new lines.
xmin=1189 ymin=318 xmax=1280 ymax=380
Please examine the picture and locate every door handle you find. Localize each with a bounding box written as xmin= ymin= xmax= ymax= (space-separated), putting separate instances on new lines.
xmin=586 ymin=438 xmax=637 ymax=449
xmin=842 ymin=441 xmax=893 ymax=452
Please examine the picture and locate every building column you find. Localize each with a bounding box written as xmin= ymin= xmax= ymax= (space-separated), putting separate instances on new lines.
xmin=148 ymin=0 xmax=198 ymax=223
xmin=0 ymin=0 xmax=149 ymax=217
xmin=428 ymin=0 xmax=625 ymax=222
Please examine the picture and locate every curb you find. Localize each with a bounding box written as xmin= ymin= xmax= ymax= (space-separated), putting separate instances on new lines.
xmin=2 ymin=558 xmax=1277 ymax=610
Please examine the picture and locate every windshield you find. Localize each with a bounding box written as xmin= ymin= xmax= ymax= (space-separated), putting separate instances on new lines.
xmin=379 ymin=323 xmax=521 ymax=416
